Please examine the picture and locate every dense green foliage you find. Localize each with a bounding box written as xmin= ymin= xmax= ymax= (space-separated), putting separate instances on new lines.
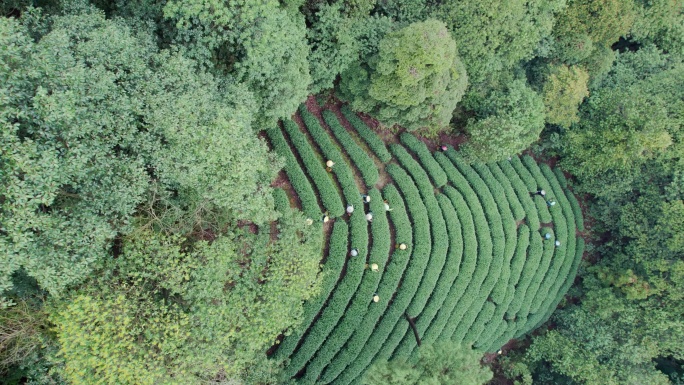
xmin=339 ymin=19 xmax=467 ymax=133
xmin=363 ymin=343 xmax=493 ymax=385
xmin=3 ymin=0 xmax=681 ymax=383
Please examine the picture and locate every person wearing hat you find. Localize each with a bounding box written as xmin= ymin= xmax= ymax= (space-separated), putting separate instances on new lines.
xmin=325 ymin=160 xmax=335 ymax=172
xmin=346 ymin=204 xmax=354 ymax=215
xmin=531 ymin=189 xmax=546 ymax=197
xmin=361 ymin=194 xmax=371 ymax=203
xmin=350 ymin=248 xmax=359 ymax=257
xmin=396 ymin=243 xmax=407 ymax=250
xmin=544 ymin=233 xmax=552 ymax=240
xmin=372 ymin=294 xmax=380 ymax=303
xmin=371 ymin=263 xmax=379 ymax=272
xmin=321 ymin=213 xmax=330 ymax=223
xmin=555 ymin=240 xmax=561 ymax=247
xmin=547 ymin=199 xmax=556 ymax=207
xmin=365 ymin=211 xmax=373 ymax=222
xmin=383 ymin=200 xmax=392 ymax=211
xmin=440 ymin=145 xmax=448 ymax=152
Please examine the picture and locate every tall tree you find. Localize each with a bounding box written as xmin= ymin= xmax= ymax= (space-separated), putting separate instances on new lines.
xmin=0 ymin=9 xmax=280 ymax=302
xmin=542 ymin=64 xmax=590 ymax=128
xmin=363 ymin=343 xmax=493 ymax=385
xmin=339 ymin=19 xmax=468 ymax=134
xmin=163 ymin=0 xmax=311 ymax=127
xmin=460 ymin=79 xmax=545 ymax=163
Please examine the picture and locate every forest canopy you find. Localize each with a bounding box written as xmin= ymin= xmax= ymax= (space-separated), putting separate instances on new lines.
xmin=1 ymin=0 xmax=683 ymax=384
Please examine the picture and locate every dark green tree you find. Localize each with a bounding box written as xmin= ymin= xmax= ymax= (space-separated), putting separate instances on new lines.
xmin=460 ymin=79 xmax=545 ymax=163
xmin=363 ymin=343 xmax=493 ymax=385
xmin=0 ymin=9 xmax=280 ymax=302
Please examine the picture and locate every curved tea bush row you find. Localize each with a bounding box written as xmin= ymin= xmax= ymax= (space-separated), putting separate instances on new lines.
xmin=321 ymin=110 xmax=379 ymax=187
xmin=554 ymin=167 xmax=569 ymax=188
xmin=471 ymin=162 xmax=517 ymax=304
xmin=334 ymin=164 xmax=432 ymax=385
xmin=433 ymin=154 xmax=494 ymax=342
xmin=513 ymin=231 xmax=555 ymax=331
xmin=510 ymin=156 xmax=552 ymax=224
xmin=297 ymin=189 xmax=389 ymax=384
xmin=317 ymin=185 xmax=413 ymax=384
xmin=273 ymin=187 xmax=292 ymax=213
xmin=443 ymin=152 xmax=505 ymax=339
xmin=396 ymin=194 xmax=463 ymax=357
xmin=266 ymin=127 xmax=320 ymax=217
xmin=420 ymin=186 xmax=478 ymax=348
xmin=274 ymin=221 xmax=348 ymax=361
xmin=488 ymin=163 xmax=526 ymax=221
xmin=399 ymin=133 xmax=448 ymax=188
xmin=566 ymin=188 xmax=585 ymax=232
xmin=340 ymin=105 xmax=391 ymax=163
xmin=283 ymin=120 xmax=344 ymax=217
xmin=506 ymin=232 xmax=544 ymax=320
xmin=385 ymin=145 xmax=448 ymax=359
xmin=499 ymin=160 xmax=541 ymax=231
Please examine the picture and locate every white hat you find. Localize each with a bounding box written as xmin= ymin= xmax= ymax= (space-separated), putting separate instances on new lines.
xmin=326 ymin=160 xmax=335 ymax=168
xmin=371 ymin=263 xmax=379 ymax=271
xmin=346 ymin=205 xmax=354 ymax=214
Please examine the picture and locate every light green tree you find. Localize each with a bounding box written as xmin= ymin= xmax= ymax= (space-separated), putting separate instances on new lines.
xmin=542 ymin=64 xmax=590 ymax=128
xmin=51 ymin=202 xmax=323 ymax=384
xmin=339 ymin=19 xmax=468 ymax=134
xmin=363 ymin=343 xmax=493 ymax=385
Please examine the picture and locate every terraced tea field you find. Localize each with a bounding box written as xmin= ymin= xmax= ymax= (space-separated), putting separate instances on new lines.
xmin=265 ymin=102 xmax=584 ymax=385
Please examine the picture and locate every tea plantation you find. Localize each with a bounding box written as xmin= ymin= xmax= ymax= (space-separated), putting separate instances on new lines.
xmin=265 ymin=102 xmax=584 ymax=385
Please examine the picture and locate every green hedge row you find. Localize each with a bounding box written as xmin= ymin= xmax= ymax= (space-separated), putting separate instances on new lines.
xmin=398 ymin=194 xmax=463 ymax=357
xmin=514 ymin=231 xmax=555 ymax=326
xmin=566 ymin=188 xmax=585 ymax=232
xmin=471 ymin=162 xmax=518 ymax=304
xmin=554 ymin=167 xmax=568 ymax=188
xmin=488 ymin=163 xmax=526 ymax=221
xmin=508 ymin=225 xmax=531 ymax=291
xmin=462 ymin=301 xmax=496 ymax=345
xmin=372 ymin=162 xmax=442 ymax=360
xmin=389 ymin=145 xmax=449 ymax=312
xmin=513 ymin=156 xmax=552 ymax=223
xmin=320 ymin=110 xmax=379 ymax=187
xmin=266 ymin=127 xmax=320 ymax=217
xmin=316 ymin=185 xmax=413 ymax=384
xmin=433 ymin=154 xmax=494 ymax=341
xmin=283 ymin=189 xmax=367 ymax=378
xmin=399 ymin=133 xmax=448 ymax=188
xmin=499 ymin=160 xmax=541 ymax=231
xmin=444 ymin=151 xmax=505 ymax=315
xmin=273 ymin=188 xmax=291 ymax=213
xmin=386 ymin=145 xmax=449 ymax=359
xmin=282 ymin=120 xmax=344 ymax=217
xmin=274 ymin=221 xmax=348 ymax=361
xmin=298 ymin=189 xmax=389 ymax=384
xmin=333 ymin=164 xmax=432 ymax=385
xmin=420 ymin=186 xmax=478 ymax=347
xmin=506 ymin=232 xmax=544 ymax=319
xmin=340 ymin=105 xmax=391 ymax=163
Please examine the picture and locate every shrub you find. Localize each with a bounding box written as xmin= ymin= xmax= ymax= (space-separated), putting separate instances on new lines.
xmin=321 ymin=110 xmax=379 ymax=187
xmin=282 ymin=120 xmax=344 ymax=217
xmin=340 ymin=105 xmax=391 ymax=163
xmin=266 ymin=127 xmax=320 ymax=217
xmin=316 ymin=185 xmax=414 ymax=384
xmin=506 ymin=233 xmax=543 ymax=319
xmin=516 ymin=232 xmax=555 ymax=322
xmin=508 ymin=225 xmax=531 ymax=289
xmin=274 ymin=221 xmax=348 ymax=360
xmin=399 ymin=133 xmax=448 ymax=187
xmin=554 ymin=167 xmax=569 ymax=188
